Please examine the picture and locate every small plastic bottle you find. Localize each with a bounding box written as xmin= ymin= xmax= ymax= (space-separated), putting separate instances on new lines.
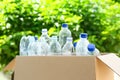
xmin=59 ymin=23 xmax=71 ymax=48
xmin=87 ymin=43 xmax=100 ymax=56
xmin=37 ymin=37 xmax=50 ymax=56
xmin=49 ymin=36 xmax=61 ymax=55
xmin=27 ymin=36 xmax=38 ymax=56
xmin=19 ymin=36 xmax=28 ymax=56
xmin=76 ymin=33 xmax=89 ymax=56
xmin=40 ymin=29 xmax=50 ymax=44
xmin=62 ymin=37 xmax=74 ymax=56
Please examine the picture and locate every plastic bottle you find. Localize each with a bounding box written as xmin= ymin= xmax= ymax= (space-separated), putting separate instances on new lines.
xmin=62 ymin=37 xmax=74 ymax=56
xmin=87 ymin=43 xmax=100 ymax=56
xmin=37 ymin=37 xmax=50 ymax=56
xmin=73 ymin=42 xmax=77 ymax=55
xmin=40 ymin=29 xmax=50 ymax=44
xmin=76 ymin=33 xmax=89 ymax=56
xmin=59 ymin=23 xmax=71 ymax=48
xmin=27 ymin=36 xmax=37 ymax=56
xmin=49 ymin=36 xmax=61 ymax=55
xmin=19 ymin=36 xmax=28 ymax=56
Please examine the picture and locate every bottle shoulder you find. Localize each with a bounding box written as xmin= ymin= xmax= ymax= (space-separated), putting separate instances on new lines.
xmin=59 ymin=29 xmax=71 ymax=35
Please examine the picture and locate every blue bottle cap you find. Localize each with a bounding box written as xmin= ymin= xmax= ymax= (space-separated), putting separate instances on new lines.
xmin=73 ymin=42 xmax=77 ymax=48
xmin=62 ymin=23 xmax=68 ymax=28
xmin=80 ymin=33 xmax=88 ymax=38
xmin=34 ymin=36 xmax=38 ymax=41
xmin=88 ymin=43 xmax=95 ymax=52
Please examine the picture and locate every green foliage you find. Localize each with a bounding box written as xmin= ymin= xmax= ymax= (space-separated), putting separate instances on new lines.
xmin=0 ymin=0 xmax=120 ymax=69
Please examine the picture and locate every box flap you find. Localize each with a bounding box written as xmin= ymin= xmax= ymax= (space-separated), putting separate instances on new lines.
xmin=97 ymin=53 xmax=120 ymax=77
xmin=4 ymin=58 xmax=16 ymax=71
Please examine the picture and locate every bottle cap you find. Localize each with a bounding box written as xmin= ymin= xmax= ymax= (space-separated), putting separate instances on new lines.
xmin=62 ymin=23 xmax=68 ymax=28
xmin=88 ymin=43 xmax=95 ymax=52
xmin=80 ymin=33 xmax=88 ymax=38
xmin=34 ymin=36 xmax=38 ymax=41
xmin=73 ymin=42 xmax=77 ymax=48
xmin=42 ymin=29 xmax=47 ymax=33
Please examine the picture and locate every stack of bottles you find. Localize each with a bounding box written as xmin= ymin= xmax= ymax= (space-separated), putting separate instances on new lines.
xmin=20 ymin=23 xmax=101 ymax=56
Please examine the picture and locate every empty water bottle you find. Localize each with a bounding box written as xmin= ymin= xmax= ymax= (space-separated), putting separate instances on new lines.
xmin=19 ymin=36 xmax=28 ymax=56
xmin=37 ymin=37 xmax=50 ymax=56
xmin=62 ymin=37 xmax=74 ymax=56
xmin=49 ymin=36 xmax=61 ymax=55
xmin=87 ymin=43 xmax=100 ymax=56
xmin=40 ymin=29 xmax=50 ymax=44
xmin=59 ymin=23 xmax=71 ymax=48
xmin=76 ymin=33 xmax=89 ymax=56
xmin=27 ymin=36 xmax=38 ymax=56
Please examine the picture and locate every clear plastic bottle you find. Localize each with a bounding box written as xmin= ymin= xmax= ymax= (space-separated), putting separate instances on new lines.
xmin=76 ymin=33 xmax=89 ymax=56
xmin=37 ymin=37 xmax=50 ymax=56
xmin=62 ymin=37 xmax=74 ymax=56
xmin=27 ymin=36 xmax=37 ymax=56
xmin=49 ymin=36 xmax=61 ymax=55
xmin=59 ymin=23 xmax=71 ymax=48
xmin=40 ymin=29 xmax=50 ymax=44
xmin=19 ymin=36 xmax=28 ymax=56
xmin=87 ymin=43 xmax=100 ymax=56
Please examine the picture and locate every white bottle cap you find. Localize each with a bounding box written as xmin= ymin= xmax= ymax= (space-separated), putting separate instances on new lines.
xmin=42 ymin=29 xmax=47 ymax=33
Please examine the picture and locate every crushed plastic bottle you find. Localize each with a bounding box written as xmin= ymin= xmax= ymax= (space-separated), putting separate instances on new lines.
xmin=87 ymin=43 xmax=100 ymax=56
xmin=76 ymin=33 xmax=89 ymax=56
xmin=49 ymin=36 xmax=61 ymax=55
xmin=59 ymin=23 xmax=71 ymax=48
xmin=40 ymin=29 xmax=50 ymax=44
xmin=62 ymin=37 xmax=74 ymax=56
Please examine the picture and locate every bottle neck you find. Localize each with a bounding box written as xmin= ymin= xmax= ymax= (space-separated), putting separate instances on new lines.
xmin=52 ymin=39 xmax=57 ymax=43
xmin=42 ymin=32 xmax=48 ymax=35
xmin=66 ymin=40 xmax=72 ymax=43
xmin=80 ymin=37 xmax=87 ymax=40
xmin=62 ymin=27 xmax=68 ymax=30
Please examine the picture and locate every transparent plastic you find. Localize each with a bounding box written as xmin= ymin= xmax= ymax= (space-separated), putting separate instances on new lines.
xmin=19 ymin=36 xmax=28 ymax=56
xmin=49 ymin=36 xmax=61 ymax=55
xmin=62 ymin=37 xmax=74 ymax=56
xmin=40 ymin=29 xmax=50 ymax=44
xmin=37 ymin=37 xmax=50 ymax=56
xmin=59 ymin=23 xmax=71 ymax=48
xmin=76 ymin=33 xmax=89 ymax=56
xmin=87 ymin=43 xmax=100 ymax=56
xmin=27 ymin=36 xmax=37 ymax=56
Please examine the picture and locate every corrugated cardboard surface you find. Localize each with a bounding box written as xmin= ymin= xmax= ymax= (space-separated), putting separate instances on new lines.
xmin=97 ymin=54 xmax=120 ymax=77
xmin=14 ymin=56 xmax=96 ymax=80
xmin=4 ymin=58 xmax=15 ymax=71
xmin=96 ymin=58 xmax=114 ymax=80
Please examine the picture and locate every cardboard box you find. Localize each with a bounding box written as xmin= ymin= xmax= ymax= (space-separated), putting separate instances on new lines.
xmin=4 ymin=53 xmax=120 ymax=80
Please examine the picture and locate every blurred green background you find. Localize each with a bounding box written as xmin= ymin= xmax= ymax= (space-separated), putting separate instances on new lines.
xmin=0 ymin=0 xmax=120 ymax=70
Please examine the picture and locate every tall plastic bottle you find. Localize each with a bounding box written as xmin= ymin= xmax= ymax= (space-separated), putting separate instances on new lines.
xmin=59 ymin=23 xmax=71 ymax=48
xmin=19 ymin=36 xmax=28 ymax=56
xmin=76 ymin=33 xmax=89 ymax=56
xmin=37 ymin=37 xmax=50 ymax=56
xmin=49 ymin=36 xmax=61 ymax=55
xmin=62 ymin=37 xmax=74 ymax=56
xmin=27 ymin=36 xmax=38 ymax=56
xmin=87 ymin=43 xmax=100 ymax=56
xmin=40 ymin=29 xmax=50 ymax=44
